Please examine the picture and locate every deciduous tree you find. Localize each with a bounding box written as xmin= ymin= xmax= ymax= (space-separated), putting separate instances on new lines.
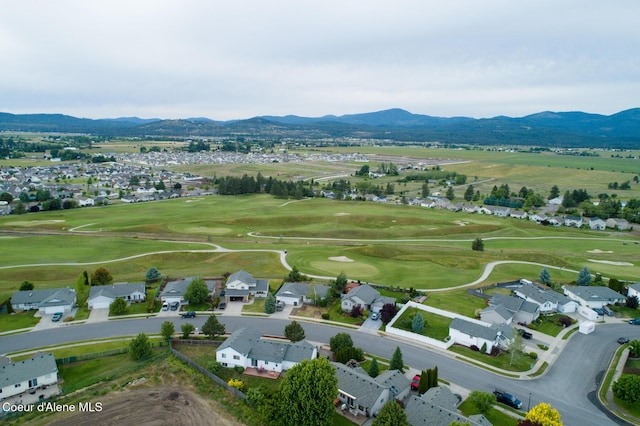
xmin=468 ymin=390 xmax=496 ymax=414
xmin=278 ymin=358 xmax=337 ymax=426
xmin=284 ymin=320 xmax=306 ymax=342
xmin=184 ymin=278 xmax=209 ymax=304
xmin=181 ymin=323 xmax=195 ymax=339
xmin=91 ymin=267 xmax=113 ymax=286
xmin=161 ymin=321 xmax=175 ymax=340
xmin=372 ymin=400 xmax=409 ymax=426
xmin=380 ymin=303 xmax=398 ymax=324
xmin=522 ymin=402 xmax=563 ymax=426
xmin=19 ymin=281 xmax=34 ymax=291
xmin=472 ymin=237 xmax=484 ymax=251
xmin=109 ymin=297 xmax=127 ymax=315
xmin=330 ymin=333 xmax=354 ymax=354
xmin=627 ymin=295 xmax=639 ymax=310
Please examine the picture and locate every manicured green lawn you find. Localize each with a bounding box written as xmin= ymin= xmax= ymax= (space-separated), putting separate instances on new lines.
xmin=449 ymin=345 xmax=535 ymax=372
xmin=242 ymin=299 xmax=266 ymax=313
xmin=0 ymin=310 xmax=39 ymax=332
xmin=530 ymin=314 xmax=574 ymax=337
xmin=423 ymin=291 xmax=486 ymax=318
xmin=327 ymin=300 xmax=363 ymax=325
xmin=458 ymin=399 xmax=519 ymax=426
xmin=394 ymin=307 xmax=452 ymax=341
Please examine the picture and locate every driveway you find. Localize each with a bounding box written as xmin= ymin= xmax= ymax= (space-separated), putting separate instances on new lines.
xmin=87 ymin=308 xmax=109 ymax=323
xmin=270 ymin=304 xmax=294 ymax=319
xmin=359 ymin=316 xmax=382 ymax=333
xmin=217 ymin=300 xmax=244 ymax=316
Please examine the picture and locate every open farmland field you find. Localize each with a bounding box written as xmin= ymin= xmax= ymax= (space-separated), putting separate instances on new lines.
xmin=1 ymin=191 xmax=638 ymax=298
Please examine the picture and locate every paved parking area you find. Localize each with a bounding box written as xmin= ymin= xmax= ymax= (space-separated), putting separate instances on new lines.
xmin=87 ymin=308 xmax=109 ymax=323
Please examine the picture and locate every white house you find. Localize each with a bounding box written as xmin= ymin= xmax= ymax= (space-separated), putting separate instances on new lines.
xmin=76 ymin=196 xmax=94 ymax=207
xmin=216 ymin=327 xmax=317 ymax=373
xmin=563 ymin=285 xmax=625 ymax=309
xmin=449 ymin=317 xmax=513 ymax=354
xmin=529 ymin=213 xmax=547 ymax=224
xmin=333 ymin=362 xmax=410 ymax=418
xmin=341 ymin=284 xmax=396 ymax=314
xmin=548 ymin=216 xmax=565 ymax=227
xmin=11 ymin=288 xmax=77 ymax=314
xmin=564 ymin=215 xmax=583 ymax=228
xmin=513 ymin=281 xmax=577 ymax=314
xmin=275 ymin=282 xmax=330 ymax=306
xmin=224 ymin=270 xmax=269 ymax=302
xmin=87 ymin=282 xmax=146 ymax=310
xmin=588 ymin=217 xmax=607 ymax=231
xmin=606 ymin=218 xmax=630 ymax=231
xmin=626 ymin=282 xmax=640 ymax=300
xmin=509 ymin=210 xmax=527 ymax=220
xmin=0 ymin=353 xmax=58 ymax=401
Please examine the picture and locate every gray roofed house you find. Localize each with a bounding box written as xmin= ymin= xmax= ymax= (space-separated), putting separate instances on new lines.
xmin=480 ymin=304 xmax=513 ymax=325
xmin=563 ymin=285 xmax=625 ymax=309
xmin=275 ymin=282 xmax=331 ymax=306
xmin=11 ymin=288 xmax=77 ymax=314
xmin=216 ymin=327 xmax=317 ymax=373
xmin=373 ymin=369 xmax=411 ymax=400
xmin=405 ymin=386 xmax=492 ymax=426
xmin=341 ymin=284 xmax=396 ymax=313
xmin=627 ymin=282 xmax=640 ymax=301
xmin=482 ymin=293 xmax=540 ymax=325
xmin=160 ymin=277 xmax=215 ymax=304
xmin=224 ymin=270 xmax=270 ymax=302
xmin=449 ymin=317 xmax=513 ymax=354
xmin=333 ymin=362 xmax=390 ymax=418
xmin=88 ymin=282 xmax=146 ymax=310
xmin=0 ymin=352 xmax=59 ymax=401
xmin=514 ymin=281 xmax=577 ymax=313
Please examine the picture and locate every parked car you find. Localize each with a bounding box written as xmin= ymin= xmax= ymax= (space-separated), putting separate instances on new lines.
xmin=602 ymin=306 xmax=614 ymax=317
xmin=593 ymin=307 xmax=605 ymax=316
xmin=161 ymin=303 xmax=169 ymax=311
xmin=411 ymin=375 xmax=421 ymax=390
xmin=518 ymin=329 xmax=533 ymax=339
xmin=51 ymin=312 xmax=63 ymax=322
xmin=628 ymin=318 xmax=640 ymax=325
xmin=218 ymin=302 xmax=226 ymax=310
xmin=618 ymin=337 xmax=630 ymax=344
xmin=370 ymin=312 xmax=380 ymax=321
xmin=493 ymin=390 xmax=522 ymax=409
xmin=170 ymin=301 xmax=180 ymax=311
xmin=181 ymin=311 xmax=196 ymax=318
xmin=276 ymin=301 xmax=285 ymax=311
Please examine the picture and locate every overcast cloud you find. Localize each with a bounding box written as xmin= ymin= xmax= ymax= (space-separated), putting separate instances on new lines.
xmin=0 ymin=1 xmax=638 ymax=120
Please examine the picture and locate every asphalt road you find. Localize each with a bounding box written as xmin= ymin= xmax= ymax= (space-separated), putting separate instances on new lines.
xmin=2 ymin=316 xmax=639 ymax=425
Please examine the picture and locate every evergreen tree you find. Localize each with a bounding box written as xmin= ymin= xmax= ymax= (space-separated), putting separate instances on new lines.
xmin=445 ymin=186 xmax=455 ymax=201
xmin=464 ymin=185 xmax=474 ymax=202
xmin=368 ymin=358 xmax=379 ymax=377
xmin=19 ymin=281 xmax=34 ymax=291
xmin=472 ymin=237 xmax=484 ymax=251
xmin=145 ymin=266 xmax=161 ymax=282
xmin=284 ymin=320 xmax=306 ymax=342
xmin=389 ymin=347 xmax=404 ymax=371
xmin=264 ymin=293 xmax=277 ymax=314
xmin=549 ymin=185 xmax=560 ymax=199
xmin=202 ymin=314 xmax=225 ymax=338
xmin=129 ymin=332 xmax=152 ymax=360
xmin=411 ymin=313 xmax=424 ymax=332
xmin=576 ymin=266 xmax=592 ymax=286
xmin=539 ymin=267 xmax=552 ymax=285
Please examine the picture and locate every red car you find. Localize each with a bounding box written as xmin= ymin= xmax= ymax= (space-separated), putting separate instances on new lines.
xmin=411 ymin=375 xmax=421 ymax=390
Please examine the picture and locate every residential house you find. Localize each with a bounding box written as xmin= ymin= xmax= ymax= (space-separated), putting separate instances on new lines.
xmin=548 ymin=216 xmax=565 ymax=227
xmin=449 ymin=317 xmax=513 ymax=354
xmin=224 ymin=270 xmax=269 ymax=302
xmin=404 ymin=386 xmax=492 ymax=426
xmin=477 ymin=206 xmax=492 ymax=215
xmin=160 ymin=277 xmax=215 ymax=305
xmin=627 ymin=282 xmax=640 ymax=300
xmin=563 ymin=285 xmax=625 ymax=309
xmin=548 ymin=196 xmax=563 ymax=205
xmin=76 ymin=196 xmax=94 ymax=207
xmin=333 ymin=362 xmax=410 ymax=418
xmin=275 ymin=282 xmax=330 ymax=306
xmin=529 ymin=213 xmax=547 ymax=224
xmin=216 ymin=327 xmax=317 ymax=373
xmin=588 ymin=217 xmax=606 ymax=231
xmin=0 ymin=353 xmax=58 ymax=401
xmin=11 ymin=288 xmax=77 ymax=314
xmin=463 ymin=205 xmax=479 ymax=214
xmin=341 ymin=284 xmax=396 ymax=314
xmin=0 ymin=201 xmax=10 ymax=215
xmin=564 ymin=215 xmax=583 ymax=228
xmin=87 ymin=282 xmax=146 ymax=310
xmin=606 ymin=218 xmax=630 ymax=231
xmin=491 ymin=206 xmax=511 ymax=217
xmin=513 ymin=281 xmax=577 ymax=314
xmin=482 ymin=293 xmax=540 ymax=325
xmin=509 ymin=210 xmax=527 ymax=220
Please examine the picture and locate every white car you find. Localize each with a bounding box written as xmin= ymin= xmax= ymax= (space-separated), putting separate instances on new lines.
xmin=370 ymin=312 xmax=380 ymax=321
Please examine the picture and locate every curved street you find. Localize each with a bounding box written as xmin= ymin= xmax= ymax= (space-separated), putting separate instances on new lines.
xmin=1 ymin=314 xmax=637 ymax=425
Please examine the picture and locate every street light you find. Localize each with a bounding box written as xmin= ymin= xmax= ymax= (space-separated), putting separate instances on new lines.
xmin=528 ymin=392 xmax=532 ymax=412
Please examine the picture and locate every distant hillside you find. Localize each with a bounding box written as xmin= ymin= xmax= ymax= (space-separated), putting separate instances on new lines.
xmin=1 ymin=108 xmax=639 ymax=148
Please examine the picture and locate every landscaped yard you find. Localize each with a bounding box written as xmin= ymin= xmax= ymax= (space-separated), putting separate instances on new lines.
xmin=393 ymin=307 xmax=452 ymax=341
xmin=242 ymin=298 xmax=266 ymax=313
xmin=458 ymin=398 xmax=519 ymax=426
xmin=529 ymin=313 xmax=574 ymax=337
xmin=449 ymin=345 xmax=536 ymax=372
xmin=423 ymin=290 xmax=487 ymax=318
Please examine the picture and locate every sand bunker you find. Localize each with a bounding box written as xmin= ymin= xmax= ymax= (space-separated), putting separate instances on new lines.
xmin=333 ymin=212 xmax=351 ymax=216
xmin=454 ymin=220 xmax=468 ymax=226
xmin=587 ymin=249 xmax=614 ymax=254
xmin=588 ymin=259 xmax=634 ymax=266
xmin=329 ymin=256 xmax=354 ymax=262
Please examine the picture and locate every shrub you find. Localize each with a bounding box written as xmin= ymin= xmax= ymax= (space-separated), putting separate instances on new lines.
xmin=234 ymin=366 xmax=245 ymax=373
xmin=528 ymin=323 xmax=538 ymax=330
xmin=559 ymin=316 xmax=572 ymax=327
xmin=351 ymin=306 xmax=363 ymax=318
xmin=228 ymin=378 xmax=244 ymax=391
xmin=321 ymin=313 xmax=330 ymax=320
xmin=529 ymin=352 xmax=538 ymax=359
xmin=470 ymin=345 xmax=479 ymax=352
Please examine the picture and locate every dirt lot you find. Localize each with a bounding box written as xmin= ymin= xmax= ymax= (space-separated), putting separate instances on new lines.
xmin=47 ymin=386 xmax=243 ymax=426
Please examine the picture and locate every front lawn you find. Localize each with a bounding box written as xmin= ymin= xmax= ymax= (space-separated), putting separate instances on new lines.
xmin=242 ymin=299 xmax=266 ymax=313
xmin=529 ymin=314 xmax=574 ymax=337
xmin=0 ymin=310 xmax=39 ymax=332
xmin=449 ymin=345 xmax=535 ymax=372
xmin=327 ymin=300 xmax=363 ymax=325
xmin=393 ymin=307 xmax=452 ymax=341
xmin=458 ymin=399 xmax=519 ymax=426
xmin=423 ymin=290 xmax=487 ymax=317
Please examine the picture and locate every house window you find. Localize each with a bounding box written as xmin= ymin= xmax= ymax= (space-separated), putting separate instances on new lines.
xmin=29 ymin=378 xmax=38 ymax=387
xmin=264 ymin=361 xmax=268 ymax=365
xmin=15 ymin=384 xmax=21 ymax=388
xmin=222 ymin=363 xmax=228 ymax=367
xmin=233 ymin=355 xmax=240 ymax=360
xmin=221 ymin=353 xmax=226 ymax=358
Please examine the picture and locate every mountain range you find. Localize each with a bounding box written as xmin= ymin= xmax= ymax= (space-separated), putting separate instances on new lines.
xmin=1 ymin=108 xmax=639 ymax=148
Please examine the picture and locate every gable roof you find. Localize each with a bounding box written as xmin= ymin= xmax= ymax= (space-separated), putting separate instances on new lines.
xmin=489 ymin=294 xmax=539 ymax=315
xmin=11 ymin=288 xmax=76 ymax=307
xmin=344 ymin=284 xmax=381 ymax=305
xmin=0 ymin=352 xmax=58 ymax=387
xmin=404 ymin=387 xmax=493 ymax=426
xmin=373 ymin=369 xmax=411 ymax=397
xmin=217 ymin=327 xmax=316 ymax=364
xmin=480 ymin=304 xmax=512 ymax=321
xmin=88 ymin=282 xmax=145 ymax=301
xmin=160 ymin=277 xmax=215 ymax=298
xmin=450 ymin=317 xmax=513 ymax=341
xmin=564 ymin=285 xmax=624 ymax=302
xmin=333 ymin=362 xmax=386 ymax=410
xmin=276 ymin=282 xmax=331 ymax=300
xmin=516 ymin=282 xmax=573 ymax=306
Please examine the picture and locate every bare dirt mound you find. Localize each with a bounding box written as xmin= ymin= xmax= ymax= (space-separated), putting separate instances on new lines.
xmin=48 ymin=386 xmax=242 ymax=426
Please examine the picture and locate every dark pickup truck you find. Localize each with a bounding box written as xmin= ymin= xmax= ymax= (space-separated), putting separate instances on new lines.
xmin=494 ymin=390 xmax=522 ymax=409
xmin=518 ymin=329 xmax=533 ymax=339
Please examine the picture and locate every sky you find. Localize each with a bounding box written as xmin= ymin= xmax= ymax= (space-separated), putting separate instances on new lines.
xmin=1 ymin=1 xmax=639 ymax=121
